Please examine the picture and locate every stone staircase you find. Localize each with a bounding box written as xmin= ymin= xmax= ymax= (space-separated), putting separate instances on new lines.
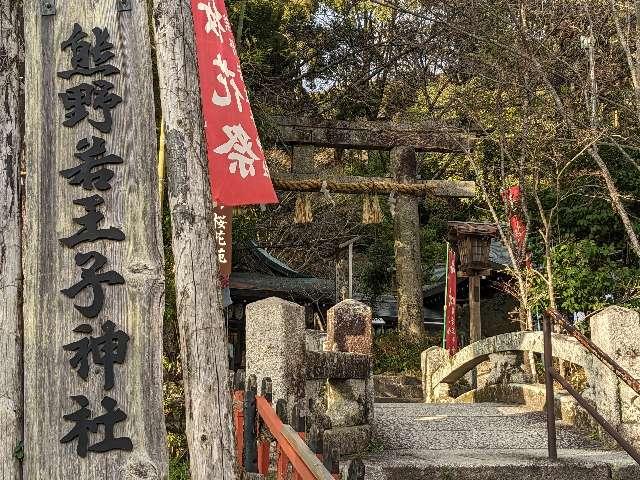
xmin=364 ymin=403 xmax=640 ymax=480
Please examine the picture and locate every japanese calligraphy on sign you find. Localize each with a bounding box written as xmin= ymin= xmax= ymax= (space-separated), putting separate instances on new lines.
xmin=57 ymin=23 xmax=132 ymax=457
xmin=213 ymin=204 xmax=233 ymax=286
xmin=191 ymin=0 xmax=278 ymax=206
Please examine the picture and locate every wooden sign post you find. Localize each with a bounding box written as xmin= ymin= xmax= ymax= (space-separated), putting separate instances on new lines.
xmin=214 ymin=204 xmax=233 ymax=284
xmin=23 ymin=1 xmax=167 ymax=477
xmin=153 ymin=0 xmax=238 ymax=478
xmin=0 ymin=2 xmax=23 ymax=479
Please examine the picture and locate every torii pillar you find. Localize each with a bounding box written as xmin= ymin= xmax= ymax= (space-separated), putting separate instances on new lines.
xmin=392 ymin=146 xmax=424 ymax=338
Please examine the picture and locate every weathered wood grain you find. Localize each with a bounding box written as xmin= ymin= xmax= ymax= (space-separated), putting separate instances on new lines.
xmin=23 ymin=1 xmax=167 ymax=477
xmin=152 ymin=1 xmax=237 ymax=479
xmin=0 ymin=1 xmax=24 ymax=478
xmin=273 ymin=116 xmax=475 ymax=152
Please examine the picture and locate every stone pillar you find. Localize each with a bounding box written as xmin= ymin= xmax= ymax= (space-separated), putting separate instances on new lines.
xmin=591 ymin=306 xmax=640 ymax=447
xmin=292 ymin=145 xmax=315 ymax=173
xmin=323 ymin=299 xmax=374 ymax=454
xmin=421 ymin=346 xmax=450 ymax=403
xmin=245 ymin=297 xmax=306 ymax=409
xmin=325 ymin=299 xmax=373 ymax=355
xmin=392 ymin=146 xmax=424 ymax=338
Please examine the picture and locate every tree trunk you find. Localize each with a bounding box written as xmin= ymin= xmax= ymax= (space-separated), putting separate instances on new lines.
xmin=235 ymin=0 xmax=248 ymax=47
xmin=153 ymin=2 xmax=237 ymax=479
xmin=0 ymin=1 xmax=23 ymax=478
xmin=391 ymin=146 xmax=424 ymax=338
xmin=590 ymin=147 xmax=640 ymax=258
xmin=585 ymin=20 xmax=640 ymax=258
xmin=23 ymin=1 xmax=168 ymax=477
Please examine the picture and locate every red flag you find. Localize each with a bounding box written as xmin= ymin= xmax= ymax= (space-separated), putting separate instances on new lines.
xmin=501 ymin=185 xmax=530 ymax=267
xmin=445 ymin=246 xmax=459 ymax=355
xmin=191 ymin=0 xmax=278 ymax=206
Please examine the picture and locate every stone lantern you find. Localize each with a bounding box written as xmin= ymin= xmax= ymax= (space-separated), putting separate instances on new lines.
xmin=448 ymin=222 xmax=499 ymax=344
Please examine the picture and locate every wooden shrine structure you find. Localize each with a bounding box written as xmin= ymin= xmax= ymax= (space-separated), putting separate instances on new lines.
xmin=271 ymin=116 xmax=478 ymax=336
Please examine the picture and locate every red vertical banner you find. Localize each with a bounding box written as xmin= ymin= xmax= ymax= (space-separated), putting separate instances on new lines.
xmin=502 ymin=185 xmax=526 ymax=246
xmin=445 ymin=246 xmax=459 ymax=355
xmin=191 ymin=0 xmax=278 ymax=206
xmin=501 ymin=185 xmax=530 ymax=267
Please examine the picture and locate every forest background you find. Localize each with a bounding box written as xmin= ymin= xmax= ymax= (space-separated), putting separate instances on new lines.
xmin=161 ymin=1 xmax=640 ymax=477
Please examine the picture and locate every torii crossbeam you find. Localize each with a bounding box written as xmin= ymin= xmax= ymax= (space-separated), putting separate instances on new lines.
xmin=274 ymin=116 xmax=477 ymax=153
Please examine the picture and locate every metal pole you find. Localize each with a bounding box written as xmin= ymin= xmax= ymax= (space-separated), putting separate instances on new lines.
xmin=543 ymin=314 xmax=558 ymax=461
xmin=551 ymin=369 xmax=640 ymax=466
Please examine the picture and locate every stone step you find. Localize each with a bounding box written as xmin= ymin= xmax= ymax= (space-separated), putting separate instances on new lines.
xmin=364 ymin=449 xmax=640 ymax=480
xmin=373 ymin=403 xmax=599 ymax=450
xmin=365 ymin=403 xmax=640 ymax=479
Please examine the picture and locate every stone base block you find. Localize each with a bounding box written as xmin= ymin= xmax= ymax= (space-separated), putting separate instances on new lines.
xmin=324 ymin=425 xmax=371 ymax=457
xmin=374 ymin=374 xmax=423 ymax=401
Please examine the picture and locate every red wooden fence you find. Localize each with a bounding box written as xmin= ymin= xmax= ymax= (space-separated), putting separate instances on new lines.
xmin=233 ymin=375 xmax=339 ymax=479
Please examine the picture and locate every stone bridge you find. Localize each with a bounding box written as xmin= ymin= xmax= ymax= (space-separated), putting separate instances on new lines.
xmin=421 ymin=306 xmax=640 ymax=449
xmin=422 ymin=331 xmax=594 ymax=402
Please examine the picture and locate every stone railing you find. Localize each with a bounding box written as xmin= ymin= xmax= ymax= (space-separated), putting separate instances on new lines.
xmin=245 ymin=297 xmax=374 ymax=456
xmin=422 ymin=305 xmax=640 ymax=448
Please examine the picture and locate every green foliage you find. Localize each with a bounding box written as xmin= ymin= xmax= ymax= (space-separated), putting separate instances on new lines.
xmin=532 ymin=239 xmax=640 ymax=312
xmin=372 ymin=331 xmax=440 ymax=375
xmin=226 ymin=0 xmax=320 ymax=120
xmin=420 ymin=224 xmax=447 ymax=278
xmin=164 ymin=357 xmax=188 ymax=459
xmin=551 ymin=147 xmax=640 ymax=245
xmin=13 ymin=441 xmax=23 ymax=462
xmin=359 ymin=220 xmax=395 ymax=301
xmin=168 ymin=458 xmax=190 ymax=480
xmin=367 ymin=435 xmax=385 ymax=454
xmin=161 ymin=192 xmax=189 ymax=467
xmin=231 ymin=207 xmax=260 ymax=264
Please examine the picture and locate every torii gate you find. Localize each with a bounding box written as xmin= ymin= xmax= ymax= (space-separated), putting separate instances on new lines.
xmin=272 ymin=117 xmax=478 ymax=337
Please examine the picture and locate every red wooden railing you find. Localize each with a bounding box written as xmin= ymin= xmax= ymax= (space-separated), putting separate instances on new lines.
xmin=233 ymin=374 xmax=339 ymax=479
xmin=232 ymin=386 xmax=245 ymax=467
xmin=256 ymin=395 xmax=333 ymax=479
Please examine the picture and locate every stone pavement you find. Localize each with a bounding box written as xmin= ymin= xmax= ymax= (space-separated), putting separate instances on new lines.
xmin=364 ymin=403 xmax=640 ymax=479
